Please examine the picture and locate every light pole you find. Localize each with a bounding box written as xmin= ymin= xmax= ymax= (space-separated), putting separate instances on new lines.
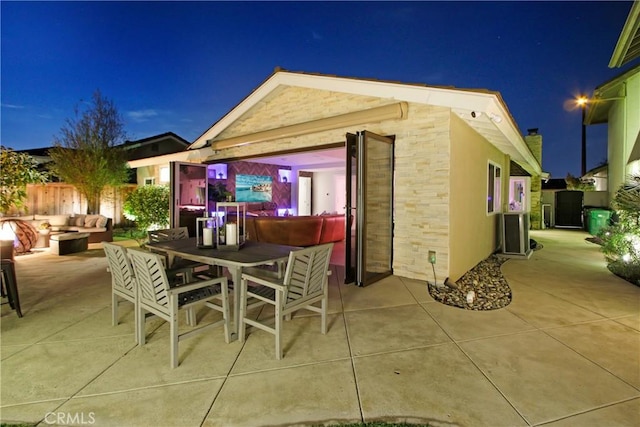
xmin=577 ymin=95 xmax=588 ymax=176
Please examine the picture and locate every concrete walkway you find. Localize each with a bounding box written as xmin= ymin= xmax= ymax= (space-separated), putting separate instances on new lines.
xmin=1 ymin=229 xmax=638 ymax=426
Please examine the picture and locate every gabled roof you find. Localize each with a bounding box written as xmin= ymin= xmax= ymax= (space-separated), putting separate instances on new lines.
xmin=610 ymin=1 xmax=640 ymax=68
xmin=122 ymin=131 xmax=191 ymax=163
xmin=121 ymin=131 xmax=189 ymax=149
xmin=542 ymin=178 xmax=568 ymax=190
xmin=189 ymin=69 xmax=541 ymax=175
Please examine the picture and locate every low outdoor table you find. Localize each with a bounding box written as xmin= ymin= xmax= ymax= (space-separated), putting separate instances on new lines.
xmin=50 ymin=232 xmax=90 ymax=255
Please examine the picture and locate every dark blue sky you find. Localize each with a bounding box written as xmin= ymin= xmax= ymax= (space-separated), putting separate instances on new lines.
xmin=1 ymin=1 xmax=635 ymax=178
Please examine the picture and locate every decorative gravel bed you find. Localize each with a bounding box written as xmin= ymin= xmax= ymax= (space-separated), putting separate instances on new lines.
xmin=427 ymin=254 xmax=512 ymax=310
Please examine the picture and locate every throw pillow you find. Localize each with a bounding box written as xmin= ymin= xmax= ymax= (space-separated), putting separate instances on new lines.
xmin=84 ymin=215 xmax=99 ymax=228
xmin=96 ymin=215 xmax=108 ymax=228
xmin=72 ymin=215 xmax=85 ymax=226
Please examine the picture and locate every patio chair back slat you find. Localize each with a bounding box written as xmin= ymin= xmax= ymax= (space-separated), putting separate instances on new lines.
xmin=147 ymin=227 xmax=189 ymax=243
xmin=130 ymin=250 xmax=171 ymax=313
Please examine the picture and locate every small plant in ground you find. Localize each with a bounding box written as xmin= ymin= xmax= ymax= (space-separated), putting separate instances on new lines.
xmin=123 ymin=185 xmax=170 ymax=243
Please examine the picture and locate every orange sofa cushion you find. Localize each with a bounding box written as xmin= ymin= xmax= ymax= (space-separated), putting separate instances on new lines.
xmin=319 ymin=215 xmax=346 ymax=244
xmin=253 ymin=216 xmax=323 ymax=247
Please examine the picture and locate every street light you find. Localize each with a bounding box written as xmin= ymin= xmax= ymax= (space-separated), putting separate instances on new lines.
xmin=576 ymin=95 xmax=588 ymax=176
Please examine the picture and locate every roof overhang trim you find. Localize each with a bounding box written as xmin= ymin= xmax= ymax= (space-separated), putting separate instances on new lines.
xmin=190 ymin=70 xmax=540 ymax=175
xmin=609 ymin=1 xmax=640 ymax=68
xmin=127 ymin=149 xmax=212 ymax=168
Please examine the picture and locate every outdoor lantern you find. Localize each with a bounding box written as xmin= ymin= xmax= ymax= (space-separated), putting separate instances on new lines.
xmin=196 ymin=214 xmax=216 ymax=248
xmin=215 ymin=202 xmax=246 ymax=251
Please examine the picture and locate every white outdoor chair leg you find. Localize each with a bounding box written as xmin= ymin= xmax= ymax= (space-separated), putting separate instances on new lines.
xmin=112 ymin=294 xmax=118 ymax=326
xmin=186 ymin=308 xmax=196 ymax=326
xmin=170 ymin=300 xmax=179 ymax=369
xmin=238 ymin=278 xmax=248 ymax=343
xmin=220 ymin=283 xmax=231 ymax=343
xmin=321 ymin=298 xmax=327 ymax=334
xmin=275 ymin=292 xmax=283 ymax=360
xmin=137 ymin=305 xmax=146 ymax=346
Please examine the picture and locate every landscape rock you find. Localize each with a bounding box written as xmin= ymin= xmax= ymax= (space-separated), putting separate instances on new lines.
xmin=428 ymin=254 xmax=512 ymax=310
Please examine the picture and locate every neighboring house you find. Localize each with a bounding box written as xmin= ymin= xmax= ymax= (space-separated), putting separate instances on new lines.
xmin=171 ymin=69 xmax=542 ymax=283
xmin=122 ymin=132 xmax=190 ymax=185
xmin=585 ymin=1 xmax=640 ymax=198
xmin=582 ymin=163 xmax=608 ymax=191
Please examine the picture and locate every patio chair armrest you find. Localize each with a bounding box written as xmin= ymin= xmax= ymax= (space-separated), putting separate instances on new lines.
xmin=168 ymin=276 xmax=227 ymax=296
xmin=241 ymin=273 xmax=285 ymax=291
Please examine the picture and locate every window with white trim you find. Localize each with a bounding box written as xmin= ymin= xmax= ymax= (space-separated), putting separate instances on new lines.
xmin=487 ymin=162 xmax=501 ymax=214
xmin=144 ymin=177 xmax=155 ymax=186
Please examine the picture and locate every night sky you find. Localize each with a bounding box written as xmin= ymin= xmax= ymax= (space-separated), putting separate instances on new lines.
xmin=1 ymin=1 xmax=635 ymax=179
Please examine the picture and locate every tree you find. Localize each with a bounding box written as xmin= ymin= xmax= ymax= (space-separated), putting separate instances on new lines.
xmin=48 ymin=90 xmax=130 ymax=214
xmin=0 ymin=147 xmax=48 ymax=214
xmin=565 ymin=173 xmax=595 ymax=191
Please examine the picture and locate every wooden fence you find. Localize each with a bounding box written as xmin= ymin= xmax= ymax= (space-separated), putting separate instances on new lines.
xmin=7 ymin=183 xmax=137 ymax=227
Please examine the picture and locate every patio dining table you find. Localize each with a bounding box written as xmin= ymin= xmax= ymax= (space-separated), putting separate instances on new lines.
xmin=145 ymin=237 xmax=298 ymax=340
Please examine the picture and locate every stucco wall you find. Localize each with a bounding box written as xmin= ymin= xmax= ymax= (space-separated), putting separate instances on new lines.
xmin=608 ymin=71 xmax=640 ymax=195
xmin=449 ymin=113 xmax=507 ymax=281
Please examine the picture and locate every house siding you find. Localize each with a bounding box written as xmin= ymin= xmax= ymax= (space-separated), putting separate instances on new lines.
xmin=607 ymin=71 xmax=640 ymax=195
xmin=449 ymin=114 xmax=507 ymax=281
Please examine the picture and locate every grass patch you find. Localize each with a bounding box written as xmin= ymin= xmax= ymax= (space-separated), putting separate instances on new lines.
xmin=321 ymin=423 xmax=430 ymax=427
xmin=112 ymin=227 xmax=147 ymax=242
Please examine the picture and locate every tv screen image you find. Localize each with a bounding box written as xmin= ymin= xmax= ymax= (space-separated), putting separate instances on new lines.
xmin=235 ymin=174 xmax=272 ymax=202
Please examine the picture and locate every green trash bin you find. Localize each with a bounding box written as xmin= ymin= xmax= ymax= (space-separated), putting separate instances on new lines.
xmin=588 ymin=209 xmax=611 ymax=236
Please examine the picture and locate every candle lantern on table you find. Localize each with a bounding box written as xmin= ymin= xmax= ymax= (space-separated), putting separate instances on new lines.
xmin=215 ymin=202 xmax=246 ymax=251
xmin=196 ymin=214 xmax=216 ymax=248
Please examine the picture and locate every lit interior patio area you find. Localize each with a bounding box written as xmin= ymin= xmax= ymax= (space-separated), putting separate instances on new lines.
xmin=1 ymin=230 xmax=639 ymax=426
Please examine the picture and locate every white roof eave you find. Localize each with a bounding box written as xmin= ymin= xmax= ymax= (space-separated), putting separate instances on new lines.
xmin=127 ymin=149 xmax=212 ymax=169
xmin=190 ymin=71 xmax=541 ymax=175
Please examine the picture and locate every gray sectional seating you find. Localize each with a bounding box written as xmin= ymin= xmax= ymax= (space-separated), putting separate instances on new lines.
xmin=2 ymin=214 xmax=113 ymax=243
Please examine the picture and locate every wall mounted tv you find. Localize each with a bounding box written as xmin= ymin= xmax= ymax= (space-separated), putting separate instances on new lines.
xmin=235 ymin=174 xmax=272 ymax=202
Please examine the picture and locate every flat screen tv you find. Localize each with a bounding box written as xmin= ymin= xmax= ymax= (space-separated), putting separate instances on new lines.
xmin=235 ymin=174 xmax=272 ymax=202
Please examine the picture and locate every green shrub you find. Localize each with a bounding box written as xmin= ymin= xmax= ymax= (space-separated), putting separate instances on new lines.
xmin=123 ymin=185 xmax=170 ymax=232
xmin=598 ymin=176 xmax=640 ymax=286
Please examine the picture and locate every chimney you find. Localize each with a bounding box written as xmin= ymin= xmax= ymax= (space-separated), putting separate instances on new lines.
xmin=525 ymin=129 xmax=542 ymax=166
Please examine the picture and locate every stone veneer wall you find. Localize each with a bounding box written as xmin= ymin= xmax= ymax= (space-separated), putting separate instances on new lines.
xmin=524 ymin=132 xmax=543 ymax=230
xmin=207 ymin=86 xmax=452 ymax=281
xmin=225 ymin=161 xmax=291 ymax=209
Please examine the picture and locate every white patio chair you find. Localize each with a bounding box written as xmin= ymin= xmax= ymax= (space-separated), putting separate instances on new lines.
xmin=104 ymin=241 xmax=205 ymax=340
xmin=238 ymin=243 xmax=334 ymax=359
xmin=127 ymin=248 xmax=230 ymax=368
xmin=103 ymin=242 xmax=137 ymax=333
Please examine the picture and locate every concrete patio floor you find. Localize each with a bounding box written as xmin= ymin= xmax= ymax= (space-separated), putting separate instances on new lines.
xmin=1 ymin=229 xmax=639 ymax=426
